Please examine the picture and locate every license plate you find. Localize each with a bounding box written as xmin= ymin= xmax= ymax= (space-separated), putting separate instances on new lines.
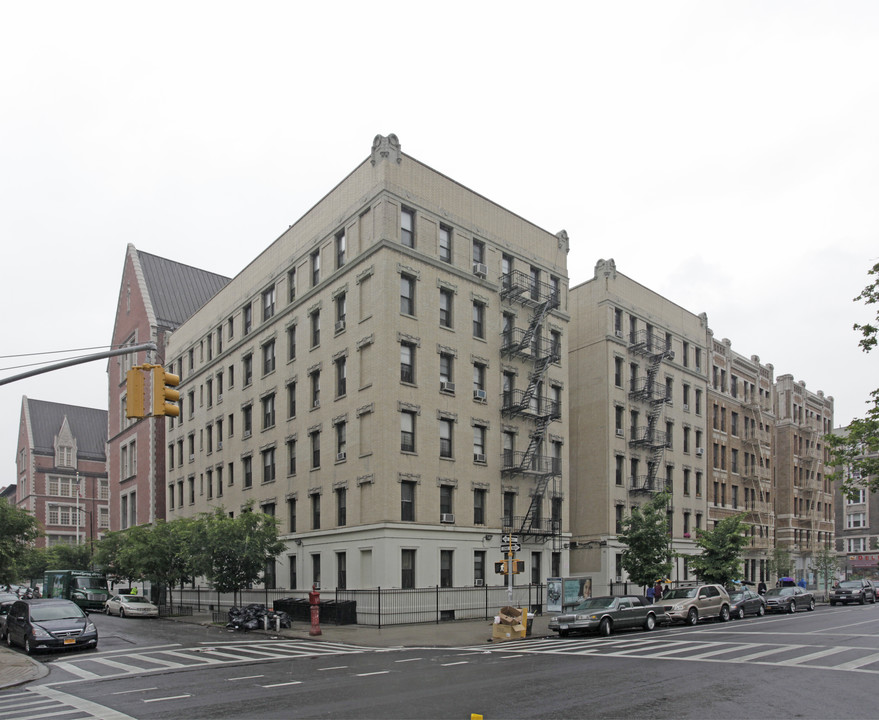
xmin=558 ymin=624 xmax=568 ymax=631
xmin=64 ymin=638 xmax=76 ymax=645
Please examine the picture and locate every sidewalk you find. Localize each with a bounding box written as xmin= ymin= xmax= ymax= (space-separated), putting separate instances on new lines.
xmin=0 ymin=612 xmax=552 ymax=690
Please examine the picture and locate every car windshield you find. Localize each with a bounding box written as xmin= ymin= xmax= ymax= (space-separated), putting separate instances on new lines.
xmin=839 ymin=581 xmax=863 ymax=589
xmin=573 ymin=597 xmax=616 ymax=611
xmin=765 ymin=588 xmax=794 ymax=597
xmin=663 ymin=588 xmax=697 ymax=599
xmin=729 ymin=591 xmax=744 ymax=601
xmin=121 ymin=596 xmax=151 ymax=604
xmin=74 ymin=577 xmax=108 ymax=591
xmin=30 ymin=603 xmax=85 ymax=622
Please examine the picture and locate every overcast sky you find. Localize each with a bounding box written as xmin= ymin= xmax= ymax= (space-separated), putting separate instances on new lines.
xmin=1 ymin=1 xmax=877 ymax=483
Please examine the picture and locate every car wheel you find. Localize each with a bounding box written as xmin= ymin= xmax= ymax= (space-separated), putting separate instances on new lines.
xmin=757 ymin=604 xmax=765 ymax=617
xmin=859 ymin=595 xmax=866 ymax=605
xmin=788 ymin=601 xmax=797 ymax=614
xmin=719 ymin=605 xmax=730 ymax=622
xmin=808 ymin=598 xmax=816 ymax=611
xmin=5 ymin=631 xmax=13 ymax=648
xmin=643 ymin=613 xmax=656 ymax=631
xmin=871 ymin=594 xmax=876 ymax=604
xmin=119 ymin=608 xmax=126 ymax=618
xmin=599 ymin=617 xmax=613 ymax=637
xmin=24 ymin=638 xmax=34 ymax=655
xmin=104 ymin=606 xmax=110 ymax=615
xmin=686 ymin=608 xmax=698 ymax=626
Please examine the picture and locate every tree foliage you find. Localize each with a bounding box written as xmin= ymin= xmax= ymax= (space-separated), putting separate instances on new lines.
xmin=0 ymin=498 xmax=42 ymax=584
xmin=828 ymin=262 xmax=879 ymax=496
xmin=685 ymin=513 xmax=747 ymax=586
xmin=618 ymin=492 xmax=673 ymax=588
xmin=189 ymin=501 xmax=285 ymax=595
xmin=766 ymin=547 xmax=794 ymax=581
xmin=808 ymin=545 xmax=839 ymax=598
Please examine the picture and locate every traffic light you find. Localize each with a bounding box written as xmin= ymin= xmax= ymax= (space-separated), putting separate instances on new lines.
xmin=126 ymin=367 xmax=146 ymax=418
xmin=151 ymin=365 xmax=180 ymax=417
xmin=511 ymin=559 xmax=525 ymax=575
xmin=495 ymin=561 xmax=507 ymax=575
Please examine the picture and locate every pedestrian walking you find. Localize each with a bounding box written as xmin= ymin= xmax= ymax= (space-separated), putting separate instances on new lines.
xmin=653 ymin=581 xmax=663 ymax=603
xmin=757 ymin=580 xmax=767 ymax=596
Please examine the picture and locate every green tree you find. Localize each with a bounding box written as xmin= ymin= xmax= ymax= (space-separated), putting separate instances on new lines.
xmin=618 ymin=492 xmax=673 ymax=589
xmin=808 ymin=545 xmax=840 ymax=600
xmin=828 ymin=262 xmax=879 ymax=496
xmin=93 ymin=530 xmax=141 ymax=586
xmin=686 ymin=514 xmax=747 ymax=586
xmin=129 ymin=519 xmax=196 ymax=609
xmin=0 ymin=498 xmax=42 ymax=584
xmin=766 ymin=547 xmax=794 ymax=582
xmin=189 ymin=501 xmax=285 ymax=601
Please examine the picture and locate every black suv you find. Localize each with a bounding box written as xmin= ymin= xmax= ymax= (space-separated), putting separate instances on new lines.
xmin=5 ymin=599 xmax=98 ymax=654
xmin=830 ymin=579 xmax=877 ymax=606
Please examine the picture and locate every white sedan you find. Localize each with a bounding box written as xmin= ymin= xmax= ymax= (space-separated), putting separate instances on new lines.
xmin=104 ymin=594 xmax=159 ymax=618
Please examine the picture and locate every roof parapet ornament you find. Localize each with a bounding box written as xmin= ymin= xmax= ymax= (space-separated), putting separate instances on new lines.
xmin=371 ymin=134 xmax=402 ymax=166
xmin=556 ymin=230 xmax=569 ymax=254
xmin=594 ymin=258 xmax=616 ymax=279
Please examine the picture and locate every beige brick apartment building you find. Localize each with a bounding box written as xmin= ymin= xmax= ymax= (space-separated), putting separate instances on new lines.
xmin=163 ymin=135 xmax=571 ymax=591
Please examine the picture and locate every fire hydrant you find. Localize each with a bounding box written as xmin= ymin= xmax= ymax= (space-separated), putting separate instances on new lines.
xmin=308 ymin=583 xmax=322 ymax=636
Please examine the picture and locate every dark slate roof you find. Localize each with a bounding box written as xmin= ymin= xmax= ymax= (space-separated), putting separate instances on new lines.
xmin=26 ymin=399 xmax=108 ymax=461
xmin=138 ymin=251 xmax=231 ymax=330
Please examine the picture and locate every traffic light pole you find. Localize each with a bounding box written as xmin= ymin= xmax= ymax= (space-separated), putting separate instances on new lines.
xmin=0 ymin=343 xmax=158 ymax=386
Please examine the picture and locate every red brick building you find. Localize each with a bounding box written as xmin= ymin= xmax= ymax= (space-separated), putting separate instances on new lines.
xmin=15 ymin=397 xmax=108 ymax=548
xmin=107 ymin=244 xmax=229 ymax=530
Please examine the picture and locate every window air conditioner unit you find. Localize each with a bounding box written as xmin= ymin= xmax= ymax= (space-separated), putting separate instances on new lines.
xmin=243 ymin=431 xmax=251 ymax=439
xmin=336 ymin=452 xmax=347 ymax=462
xmin=217 ymin=394 xmax=223 ymax=403
xmin=473 ymin=263 xmax=487 ymax=278
xmin=441 ymin=381 xmax=456 ymax=393
xmin=335 ymin=320 xmax=346 ymax=332
xmin=695 ymin=447 xmax=704 ymax=457
xmin=440 ymin=513 xmax=455 ymax=523
xmin=614 ymin=330 xmax=623 ymax=338
xmin=616 ymin=429 xmax=624 ymax=437
xmin=217 ymin=441 xmax=223 ymax=450
xmin=474 ymin=578 xmax=484 ymax=586
xmin=474 ymin=453 xmax=486 ymax=463
xmin=473 ymin=389 xmax=487 ymax=402
xmin=683 ymin=403 xmax=689 ymax=411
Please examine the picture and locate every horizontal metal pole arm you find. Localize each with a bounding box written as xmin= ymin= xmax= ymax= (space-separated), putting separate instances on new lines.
xmin=0 ymin=342 xmax=158 ymax=386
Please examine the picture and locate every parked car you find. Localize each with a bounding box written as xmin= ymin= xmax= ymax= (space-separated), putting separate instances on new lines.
xmin=5 ymin=599 xmax=98 ymax=654
xmin=728 ymin=587 xmax=766 ymax=619
xmin=548 ymin=595 xmax=667 ymax=637
xmin=104 ymin=594 xmax=159 ymax=618
xmin=660 ymin=584 xmax=731 ymax=625
xmin=830 ymin=579 xmax=876 ymax=606
xmin=764 ymin=586 xmax=815 ymax=613
xmin=0 ymin=592 xmax=19 ymax=640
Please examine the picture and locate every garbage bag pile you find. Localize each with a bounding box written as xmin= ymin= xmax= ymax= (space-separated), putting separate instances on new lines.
xmin=226 ymin=604 xmax=292 ymax=631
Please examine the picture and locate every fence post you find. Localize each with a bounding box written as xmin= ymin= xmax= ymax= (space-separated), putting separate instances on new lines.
xmin=377 ymin=587 xmax=382 ymax=630
xmin=196 ymin=585 xmax=201 ymax=612
xmin=485 ymin=581 xmax=489 ymax=619
xmin=436 ymin=585 xmax=440 ymax=624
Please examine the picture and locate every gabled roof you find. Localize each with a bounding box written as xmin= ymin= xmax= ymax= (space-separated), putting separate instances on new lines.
xmin=25 ymin=398 xmax=108 ymax=461
xmin=137 ymin=250 xmax=231 ymax=331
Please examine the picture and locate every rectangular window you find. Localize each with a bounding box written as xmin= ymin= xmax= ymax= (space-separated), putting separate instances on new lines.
xmin=243 ymin=457 xmax=253 ymax=489
xmin=287 ymin=381 xmax=297 ymax=418
xmin=288 ymin=267 xmax=297 ymax=302
xmin=310 ymin=430 xmax=321 ymax=469
xmin=503 ymin=491 xmax=515 ymax=528
xmin=287 ymin=438 xmax=297 ymax=475
xmin=401 ymin=411 xmax=416 ymax=453
xmin=262 ymin=394 xmax=275 ymax=429
xmin=262 ymin=340 xmax=276 ymax=376
xmin=400 ymin=342 xmax=415 ymax=384
xmin=336 ymin=488 xmax=347 ymax=526
xmin=439 ymin=418 xmax=453 ymax=458
xmin=439 ymin=288 xmax=453 ymax=328
xmin=243 ymin=353 xmax=253 ymax=386
xmin=400 ymin=274 xmax=415 ymax=316
xmin=288 ymin=497 xmax=296 ymax=533
xmin=335 ymin=420 xmax=347 ymax=459
xmin=311 ymin=250 xmax=320 ymax=287
xmin=440 ymin=549 xmax=453 ymax=588
xmin=474 ymin=550 xmax=486 ymax=584
xmin=243 ymin=404 xmax=253 ymax=437
xmin=473 ymin=488 xmax=486 ymax=525
xmin=439 ymin=224 xmax=452 ymax=263
xmin=401 ymin=481 xmax=415 ymax=521
xmin=262 ymin=286 xmax=276 ymax=321
xmin=440 ymin=485 xmax=453 ymax=517
xmin=310 ymin=369 xmax=320 ymax=408
xmin=335 ymin=293 xmax=347 ymax=331
xmin=311 ymin=493 xmax=321 ymax=530
xmin=310 ymin=309 xmax=320 ymax=348
xmin=472 ymin=301 xmax=485 ymax=339
xmin=336 ymin=356 xmax=347 ymax=397
xmin=401 ymin=549 xmax=415 ymax=588
xmin=473 ymin=238 xmax=485 ymax=265
xmin=473 ymin=425 xmax=486 ymax=462
xmin=439 ymin=352 xmax=454 ymax=389
xmin=401 ymin=207 xmax=414 ymax=248
xmin=262 ymin=447 xmax=275 ymax=484
xmin=287 ymin=324 xmax=297 ymax=361
xmin=335 ymin=229 xmax=346 ymax=269
xmin=336 ymin=551 xmax=347 ymax=590
xmin=243 ymin=304 xmax=252 ymax=336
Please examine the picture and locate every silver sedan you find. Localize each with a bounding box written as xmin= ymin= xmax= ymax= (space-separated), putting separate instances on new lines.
xmin=104 ymin=595 xmax=159 ymax=618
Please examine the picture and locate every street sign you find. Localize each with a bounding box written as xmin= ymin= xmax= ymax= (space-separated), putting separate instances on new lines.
xmin=502 ymin=543 xmax=522 ymax=553
xmin=502 ymin=535 xmax=519 ymax=544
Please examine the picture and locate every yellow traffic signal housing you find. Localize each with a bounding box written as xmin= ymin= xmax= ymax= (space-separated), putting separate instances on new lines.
xmin=511 ymin=559 xmax=525 ymax=575
xmin=151 ymin=365 xmax=180 ymax=417
xmin=126 ymin=367 xmax=146 ymax=418
xmin=494 ymin=561 xmax=507 ymax=575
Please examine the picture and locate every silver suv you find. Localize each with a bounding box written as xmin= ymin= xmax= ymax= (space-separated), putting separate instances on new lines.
xmin=660 ymin=584 xmax=731 ymax=625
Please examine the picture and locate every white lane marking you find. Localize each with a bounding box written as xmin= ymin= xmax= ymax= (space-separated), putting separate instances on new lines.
xmin=441 ymin=661 xmax=469 ymax=666
xmin=728 ymin=645 xmax=810 ymax=662
xmin=228 ymin=674 xmax=265 ymax=681
xmin=777 ymin=647 xmax=854 ymax=666
xmin=500 ymin=655 xmax=523 ymax=659
xmin=684 ymin=643 xmax=764 ymax=660
xmin=833 ymin=651 xmax=879 ymax=670
xmin=356 ymin=671 xmax=390 ymax=676
xmin=112 ymin=687 xmax=158 ymax=695
xmin=49 ymin=662 xmax=102 ymax=680
xmin=318 ymin=666 xmax=348 ymax=671
xmin=394 ymin=657 xmax=422 ymax=662
xmin=143 ymin=694 xmax=191 ymax=703
xmin=30 ymin=685 xmax=138 ymax=719
xmin=261 ymin=681 xmax=302 ymax=688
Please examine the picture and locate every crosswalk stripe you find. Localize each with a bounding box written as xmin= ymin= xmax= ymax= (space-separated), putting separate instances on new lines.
xmin=832 ymin=651 xmax=879 ymax=670
xmin=776 ymin=647 xmax=850 ymax=666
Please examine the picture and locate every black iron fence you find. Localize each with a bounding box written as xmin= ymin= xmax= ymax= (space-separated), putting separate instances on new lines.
xmin=160 ymin=583 xmax=545 ymax=629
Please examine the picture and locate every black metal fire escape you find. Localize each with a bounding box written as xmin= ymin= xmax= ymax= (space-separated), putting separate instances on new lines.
xmin=628 ymin=329 xmax=673 ymax=493
xmin=499 ymin=269 xmax=561 ymax=543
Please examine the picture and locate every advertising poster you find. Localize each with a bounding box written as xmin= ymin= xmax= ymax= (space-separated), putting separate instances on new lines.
xmin=547 ymin=577 xmax=592 ymax=612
